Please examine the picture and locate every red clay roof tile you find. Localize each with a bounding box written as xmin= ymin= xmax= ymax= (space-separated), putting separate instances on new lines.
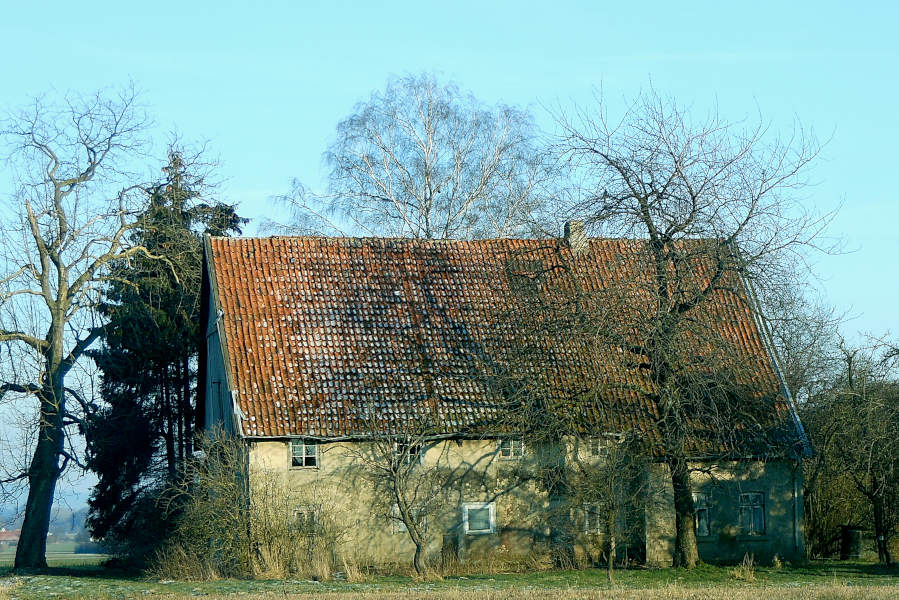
xmin=207 ymin=236 xmax=801 ymax=454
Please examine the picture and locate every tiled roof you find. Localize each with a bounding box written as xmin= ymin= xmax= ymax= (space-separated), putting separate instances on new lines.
xmin=206 ymin=236 xmax=802 ymax=455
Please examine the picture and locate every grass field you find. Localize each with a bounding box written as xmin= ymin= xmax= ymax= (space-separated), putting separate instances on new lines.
xmin=0 ymin=544 xmax=106 ymax=570
xmin=0 ymin=561 xmax=896 ymax=600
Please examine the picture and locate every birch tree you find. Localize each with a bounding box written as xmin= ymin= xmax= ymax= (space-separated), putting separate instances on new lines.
xmin=277 ymin=73 xmax=554 ymax=240
xmin=0 ymin=88 xmax=159 ymax=569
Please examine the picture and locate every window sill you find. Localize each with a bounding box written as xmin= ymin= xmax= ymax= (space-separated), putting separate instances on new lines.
xmin=464 ymin=529 xmax=496 ymax=535
xmin=289 ymin=465 xmax=320 ymax=470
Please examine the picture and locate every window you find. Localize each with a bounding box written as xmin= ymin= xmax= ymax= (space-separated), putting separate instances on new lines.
xmin=294 ymin=505 xmax=317 ymax=533
xmin=583 ymin=503 xmax=602 ymax=534
xmin=588 ymin=438 xmax=608 ymax=458
xmin=462 ymin=502 xmax=496 ymax=535
xmin=499 ymin=439 xmax=524 ymax=459
xmin=391 ymin=503 xmax=426 ymax=534
xmin=394 ymin=442 xmax=421 ymax=466
xmin=290 ymin=439 xmax=318 ymax=468
xmin=581 ymin=503 xmax=625 ymax=535
xmin=739 ymin=492 xmax=766 ymax=536
xmin=693 ymin=492 xmax=711 ymax=537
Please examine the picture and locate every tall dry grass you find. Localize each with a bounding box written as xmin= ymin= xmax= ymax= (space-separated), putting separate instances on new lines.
xmin=150 ymin=432 xmax=354 ymax=581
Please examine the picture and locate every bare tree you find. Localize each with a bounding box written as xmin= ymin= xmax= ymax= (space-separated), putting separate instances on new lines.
xmin=0 ymin=88 xmax=159 ymax=569
xmin=815 ymin=343 xmax=898 ymax=564
xmin=556 ymin=90 xmax=830 ymax=567
xmin=568 ymin=434 xmax=649 ymax=584
xmin=275 ymin=73 xmax=554 ymax=240
xmin=343 ymin=409 xmax=454 ymax=575
xmin=764 ymin=293 xmax=844 ymax=404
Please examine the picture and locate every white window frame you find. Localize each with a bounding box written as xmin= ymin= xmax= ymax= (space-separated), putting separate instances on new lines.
xmin=393 ymin=441 xmax=421 ymax=466
xmin=693 ymin=492 xmax=711 ymax=537
xmin=290 ymin=439 xmax=319 ymax=469
xmin=499 ymin=438 xmax=525 ymax=459
xmin=390 ymin=503 xmax=427 ymax=534
xmin=462 ymin=502 xmax=496 ymax=535
xmin=587 ymin=437 xmax=609 ymax=458
xmin=739 ymin=492 xmax=766 ymax=536
xmin=582 ymin=502 xmax=602 ymax=534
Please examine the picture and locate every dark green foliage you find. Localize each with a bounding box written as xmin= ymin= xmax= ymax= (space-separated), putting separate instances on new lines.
xmin=83 ymin=395 xmax=158 ymax=540
xmin=84 ymin=148 xmax=246 ymax=563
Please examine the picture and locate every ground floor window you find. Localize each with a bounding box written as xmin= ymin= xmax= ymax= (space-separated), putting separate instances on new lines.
xmin=588 ymin=438 xmax=609 ymax=458
xmin=462 ymin=502 xmax=496 ymax=534
xmin=693 ymin=492 xmax=711 ymax=537
xmin=583 ymin=502 xmax=602 ymax=534
xmin=739 ymin=492 xmax=766 ymax=536
xmin=394 ymin=442 xmax=422 ymax=465
xmin=294 ymin=505 xmax=317 ymax=533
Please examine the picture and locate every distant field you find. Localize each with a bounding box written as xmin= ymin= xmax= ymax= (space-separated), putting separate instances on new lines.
xmin=0 ymin=561 xmax=897 ymax=599
xmin=0 ymin=543 xmax=106 ymax=569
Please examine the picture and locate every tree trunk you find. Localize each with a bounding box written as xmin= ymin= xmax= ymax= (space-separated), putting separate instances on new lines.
xmin=182 ymin=354 xmax=193 ymax=457
xmin=163 ymin=368 xmax=176 ymax=480
xmin=872 ymin=495 xmax=893 ymax=565
xmin=15 ymin=375 xmax=64 ymax=570
xmin=607 ymin=514 xmax=616 ymax=585
xmin=544 ymin=441 xmax=575 ymax=568
xmin=669 ymin=456 xmax=699 ymax=568
xmin=412 ymin=541 xmax=425 ymax=575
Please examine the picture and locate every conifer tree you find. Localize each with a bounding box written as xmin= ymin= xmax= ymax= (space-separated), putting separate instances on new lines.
xmin=84 ymin=148 xmax=246 ymax=554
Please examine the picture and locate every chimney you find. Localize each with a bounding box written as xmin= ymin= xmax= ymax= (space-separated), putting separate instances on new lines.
xmin=564 ymin=220 xmax=588 ymax=255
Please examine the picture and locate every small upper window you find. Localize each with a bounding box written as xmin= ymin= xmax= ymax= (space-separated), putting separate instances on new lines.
xmin=499 ymin=439 xmax=524 ymax=459
xmin=462 ymin=502 xmax=496 ymax=535
xmin=693 ymin=492 xmax=711 ymax=537
xmin=290 ymin=439 xmax=318 ymax=468
xmin=739 ymin=492 xmax=766 ymax=536
xmin=394 ymin=442 xmax=421 ymax=466
xmin=588 ymin=438 xmax=608 ymax=458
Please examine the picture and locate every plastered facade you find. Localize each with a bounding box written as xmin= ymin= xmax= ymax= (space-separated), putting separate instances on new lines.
xmin=246 ymin=438 xmax=802 ymax=566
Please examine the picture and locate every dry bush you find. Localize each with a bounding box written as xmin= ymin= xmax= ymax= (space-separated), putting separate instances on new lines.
xmin=730 ymin=553 xmax=756 ymax=582
xmin=150 ymin=543 xmax=222 ymax=581
xmin=148 ymin=431 xmax=252 ymax=580
xmin=249 ymin=470 xmax=351 ymax=580
xmin=438 ymin=548 xmax=555 ymax=577
xmin=342 ymin=557 xmax=373 ymax=583
xmin=149 ymin=430 xmax=351 ymax=581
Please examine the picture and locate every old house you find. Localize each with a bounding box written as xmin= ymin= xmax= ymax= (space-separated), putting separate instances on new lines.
xmin=200 ymin=228 xmax=809 ymax=566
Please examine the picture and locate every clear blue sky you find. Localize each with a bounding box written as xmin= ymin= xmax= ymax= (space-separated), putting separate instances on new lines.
xmin=1 ymin=1 xmax=896 ymax=334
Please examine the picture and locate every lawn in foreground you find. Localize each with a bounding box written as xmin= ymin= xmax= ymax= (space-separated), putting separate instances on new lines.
xmin=0 ymin=561 xmax=896 ymax=600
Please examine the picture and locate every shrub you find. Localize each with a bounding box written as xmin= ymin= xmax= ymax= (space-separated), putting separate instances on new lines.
xmin=731 ymin=553 xmax=756 ymax=582
xmin=148 ymin=429 xmax=352 ymax=580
